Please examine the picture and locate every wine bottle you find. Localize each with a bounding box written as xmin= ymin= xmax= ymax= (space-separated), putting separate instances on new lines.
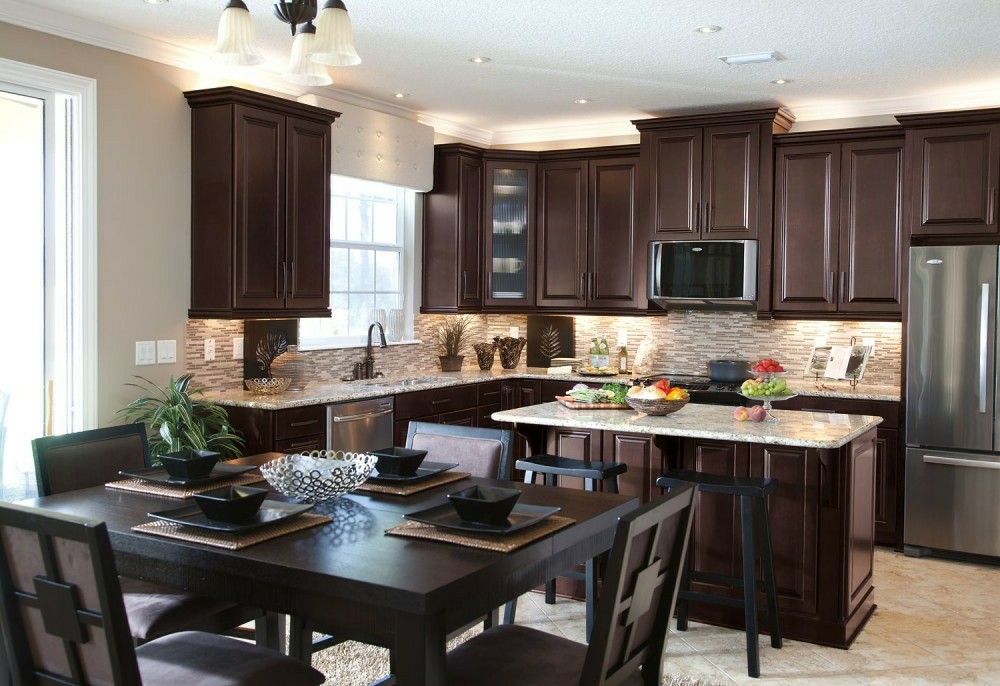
xmin=618 ymin=346 xmax=629 ymax=373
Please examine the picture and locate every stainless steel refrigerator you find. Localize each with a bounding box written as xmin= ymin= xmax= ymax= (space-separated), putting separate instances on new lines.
xmin=905 ymin=245 xmax=1000 ymax=559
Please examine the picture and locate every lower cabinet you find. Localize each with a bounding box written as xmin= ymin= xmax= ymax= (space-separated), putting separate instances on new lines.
xmin=226 ymin=404 xmax=326 ymax=455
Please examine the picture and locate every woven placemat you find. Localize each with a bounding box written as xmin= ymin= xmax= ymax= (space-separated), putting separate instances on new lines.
xmin=106 ymin=474 xmax=266 ymax=500
xmin=355 ymin=470 xmax=471 ymax=496
xmin=385 ymin=515 xmax=575 ymax=553
xmin=131 ymin=513 xmax=330 ymax=550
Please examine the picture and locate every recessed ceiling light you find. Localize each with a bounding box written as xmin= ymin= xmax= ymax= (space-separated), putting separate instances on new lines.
xmin=394 ymin=92 xmax=409 ymax=99
xmin=573 ymin=99 xmax=591 ymax=105
xmin=469 ymin=56 xmax=491 ymax=64
xmin=771 ymin=79 xmax=792 ymax=85
xmin=144 ymin=0 xmax=169 ymax=4
xmin=695 ymin=25 xmax=722 ymax=33
xmin=719 ymin=51 xmax=782 ymax=65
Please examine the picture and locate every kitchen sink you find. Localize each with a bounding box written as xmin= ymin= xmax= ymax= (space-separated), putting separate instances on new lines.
xmin=364 ymin=376 xmax=443 ymax=387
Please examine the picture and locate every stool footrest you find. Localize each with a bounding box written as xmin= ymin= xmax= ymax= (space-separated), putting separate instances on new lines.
xmin=517 ymin=455 xmax=626 ymax=480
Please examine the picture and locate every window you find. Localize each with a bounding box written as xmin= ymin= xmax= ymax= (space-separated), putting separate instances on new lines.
xmin=299 ymin=175 xmax=414 ymax=348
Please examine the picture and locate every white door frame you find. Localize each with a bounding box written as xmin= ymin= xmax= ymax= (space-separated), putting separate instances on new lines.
xmin=0 ymin=57 xmax=97 ymax=430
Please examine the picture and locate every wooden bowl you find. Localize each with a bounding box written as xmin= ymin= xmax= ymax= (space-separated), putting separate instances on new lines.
xmin=625 ymin=397 xmax=689 ymax=416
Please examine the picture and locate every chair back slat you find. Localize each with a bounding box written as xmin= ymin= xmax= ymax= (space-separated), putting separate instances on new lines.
xmin=581 ymin=484 xmax=697 ymax=686
xmin=0 ymin=502 xmax=141 ymax=685
xmin=405 ymin=422 xmax=513 ymax=480
xmin=32 ymin=424 xmax=151 ymax=496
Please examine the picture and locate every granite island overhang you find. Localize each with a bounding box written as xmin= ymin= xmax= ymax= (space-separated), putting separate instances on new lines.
xmin=494 ymin=401 xmax=883 ymax=649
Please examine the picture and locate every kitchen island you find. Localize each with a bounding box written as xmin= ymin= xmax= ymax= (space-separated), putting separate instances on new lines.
xmin=493 ymin=401 xmax=883 ymax=649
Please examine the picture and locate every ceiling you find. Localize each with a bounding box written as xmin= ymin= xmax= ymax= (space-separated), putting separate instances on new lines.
xmin=3 ymin=0 xmax=1000 ymax=143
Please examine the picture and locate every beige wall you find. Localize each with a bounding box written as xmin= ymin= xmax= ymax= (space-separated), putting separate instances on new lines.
xmin=0 ymin=22 xmax=235 ymax=425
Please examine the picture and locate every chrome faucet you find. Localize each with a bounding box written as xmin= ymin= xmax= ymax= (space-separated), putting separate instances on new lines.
xmin=363 ymin=321 xmax=388 ymax=379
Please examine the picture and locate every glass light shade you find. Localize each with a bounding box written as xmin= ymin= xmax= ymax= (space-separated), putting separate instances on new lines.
xmin=212 ymin=1 xmax=265 ymax=66
xmin=284 ymin=29 xmax=333 ymax=86
xmin=312 ymin=2 xmax=362 ymax=66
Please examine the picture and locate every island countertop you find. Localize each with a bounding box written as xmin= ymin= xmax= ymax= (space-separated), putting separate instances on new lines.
xmin=492 ymin=402 xmax=882 ymax=449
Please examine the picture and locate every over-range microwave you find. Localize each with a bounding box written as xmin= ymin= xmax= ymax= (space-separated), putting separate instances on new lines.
xmin=648 ymin=239 xmax=758 ymax=308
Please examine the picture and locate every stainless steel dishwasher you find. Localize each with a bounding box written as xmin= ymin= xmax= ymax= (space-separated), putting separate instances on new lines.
xmin=326 ymin=396 xmax=394 ymax=453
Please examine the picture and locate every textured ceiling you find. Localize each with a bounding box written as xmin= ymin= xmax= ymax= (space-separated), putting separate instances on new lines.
xmin=4 ymin=0 xmax=1000 ymax=142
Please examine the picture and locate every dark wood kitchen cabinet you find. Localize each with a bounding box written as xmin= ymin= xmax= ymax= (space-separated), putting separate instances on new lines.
xmin=422 ymin=144 xmax=485 ymax=313
xmin=483 ymin=156 xmax=537 ymax=308
xmin=772 ymin=128 xmax=904 ymax=320
xmin=185 ymin=87 xmax=338 ymax=319
xmin=896 ymin=109 xmax=1000 ymax=237
xmin=536 ymin=151 xmax=639 ymax=310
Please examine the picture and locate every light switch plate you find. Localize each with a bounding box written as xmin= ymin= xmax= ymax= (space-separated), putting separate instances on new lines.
xmin=232 ymin=337 xmax=244 ymax=360
xmin=204 ymin=338 xmax=216 ymax=362
xmin=135 ymin=341 xmax=156 ymax=366
xmin=156 ymin=339 xmax=177 ymax=364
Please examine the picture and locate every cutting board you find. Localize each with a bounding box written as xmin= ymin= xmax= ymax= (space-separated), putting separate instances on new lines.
xmin=556 ymin=396 xmax=630 ymax=410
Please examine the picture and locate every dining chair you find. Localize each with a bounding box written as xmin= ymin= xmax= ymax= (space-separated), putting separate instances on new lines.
xmin=31 ymin=423 xmax=279 ymax=648
xmin=287 ymin=422 xmax=515 ymax=667
xmin=0 ymin=501 xmax=324 ymax=686
xmin=444 ymin=484 xmax=697 ymax=686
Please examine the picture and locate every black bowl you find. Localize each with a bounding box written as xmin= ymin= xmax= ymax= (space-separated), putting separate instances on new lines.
xmin=369 ymin=447 xmax=428 ymax=477
xmin=447 ymin=486 xmax=521 ymax=525
xmin=193 ymin=486 xmax=268 ymax=523
xmin=159 ymin=450 xmax=220 ymax=479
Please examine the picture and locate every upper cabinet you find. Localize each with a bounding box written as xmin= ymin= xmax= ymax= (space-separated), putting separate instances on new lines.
xmin=185 ymin=87 xmax=339 ymax=319
xmin=422 ymin=144 xmax=484 ymax=313
xmin=897 ymin=109 xmax=1000 ymax=238
xmin=771 ymin=128 xmax=904 ymax=320
xmin=483 ymin=156 xmax=536 ymax=308
xmin=536 ymin=150 xmax=640 ymax=310
xmin=634 ymin=109 xmax=793 ymax=241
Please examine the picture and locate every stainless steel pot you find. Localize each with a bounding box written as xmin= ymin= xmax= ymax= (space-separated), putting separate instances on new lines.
xmin=707 ymin=358 xmax=750 ymax=382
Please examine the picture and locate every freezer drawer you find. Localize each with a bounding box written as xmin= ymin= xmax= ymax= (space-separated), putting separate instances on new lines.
xmin=905 ymin=447 xmax=1000 ymax=557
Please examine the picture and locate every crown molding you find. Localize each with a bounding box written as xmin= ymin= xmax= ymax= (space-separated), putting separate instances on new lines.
xmin=416 ymin=113 xmax=493 ymax=146
xmin=491 ymin=119 xmax=639 ymax=146
xmin=789 ymin=86 xmax=1000 ymax=122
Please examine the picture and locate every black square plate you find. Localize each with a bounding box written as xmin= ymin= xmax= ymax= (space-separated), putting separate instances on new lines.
xmin=147 ymin=500 xmax=314 ymax=533
xmin=119 ymin=463 xmax=258 ymax=488
xmin=368 ymin=461 xmax=459 ymax=483
xmin=403 ymin=502 xmax=561 ymax=535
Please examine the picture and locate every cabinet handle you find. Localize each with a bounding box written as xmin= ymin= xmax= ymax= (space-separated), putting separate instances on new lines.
xmin=462 ymin=270 xmax=467 ymax=297
xmin=289 ymin=420 xmax=319 ymax=427
xmin=705 ymin=202 xmax=711 ymax=231
xmin=288 ymin=440 xmax=319 ymax=449
xmin=588 ymin=272 xmax=595 ymax=301
xmin=579 ymin=273 xmax=586 ymax=299
xmin=487 ymin=271 xmax=493 ymax=297
xmin=839 ymin=271 xmax=846 ymax=303
xmin=282 ymin=262 xmax=288 ymax=298
xmin=289 ymin=261 xmax=295 ymax=296
xmin=482 ymin=391 xmax=500 ymax=398
xmin=431 ymin=399 xmax=451 ymax=406
xmin=694 ymin=203 xmax=700 ymax=232
xmin=990 ymin=187 xmax=997 ymax=225
xmin=828 ymin=272 xmax=834 ymax=301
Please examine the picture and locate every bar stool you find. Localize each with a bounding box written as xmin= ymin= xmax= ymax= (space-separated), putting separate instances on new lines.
xmin=507 ymin=454 xmax=627 ymax=640
xmin=656 ymin=469 xmax=782 ymax=679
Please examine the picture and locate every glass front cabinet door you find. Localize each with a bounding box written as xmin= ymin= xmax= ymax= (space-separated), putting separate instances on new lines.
xmin=483 ymin=159 xmax=536 ymax=308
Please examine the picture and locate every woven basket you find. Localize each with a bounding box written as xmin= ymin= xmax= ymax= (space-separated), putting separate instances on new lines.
xmin=625 ymin=397 xmax=689 ymax=416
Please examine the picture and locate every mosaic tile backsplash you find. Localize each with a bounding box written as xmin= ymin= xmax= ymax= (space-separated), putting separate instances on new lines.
xmin=186 ymin=312 xmax=901 ymax=391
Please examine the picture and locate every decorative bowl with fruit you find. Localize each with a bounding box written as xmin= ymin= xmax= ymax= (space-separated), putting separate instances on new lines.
xmin=737 ymin=359 xmax=797 ymax=422
xmin=625 ymin=379 xmax=690 ymax=416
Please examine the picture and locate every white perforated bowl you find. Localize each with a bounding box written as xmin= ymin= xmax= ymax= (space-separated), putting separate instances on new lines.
xmin=260 ymin=451 xmax=376 ymax=503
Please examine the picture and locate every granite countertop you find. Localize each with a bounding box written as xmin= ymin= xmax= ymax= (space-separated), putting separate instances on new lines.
xmin=491 ymin=402 xmax=883 ymax=449
xmin=203 ymin=368 xmax=901 ymax=411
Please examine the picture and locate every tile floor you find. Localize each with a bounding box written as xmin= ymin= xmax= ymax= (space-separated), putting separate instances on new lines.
xmin=517 ymin=549 xmax=1000 ymax=684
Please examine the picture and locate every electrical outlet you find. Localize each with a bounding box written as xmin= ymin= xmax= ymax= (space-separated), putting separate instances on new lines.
xmin=233 ymin=337 xmax=244 ymax=360
xmin=204 ymin=338 xmax=216 ymax=362
xmin=156 ymin=339 xmax=176 ymax=364
xmin=135 ymin=341 xmax=156 ymax=366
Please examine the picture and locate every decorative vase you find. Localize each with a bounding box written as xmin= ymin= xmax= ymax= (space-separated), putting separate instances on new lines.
xmin=386 ymin=308 xmax=405 ymax=343
xmin=439 ymin=355 xmax=464 ymax=372
xmin=270 ymin=344 xmax=311 ymax=391
xmin=495 ymin=336 xmax=527 ymax=370
xmin=474 ymin=342 xmax=497 ymax=370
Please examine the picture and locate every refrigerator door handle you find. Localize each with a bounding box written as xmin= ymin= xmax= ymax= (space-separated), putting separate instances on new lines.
xmin=924 ymin=454 xmax=1000 ymax=470
xmin=980 ymin=283 xmax=989 ymax=413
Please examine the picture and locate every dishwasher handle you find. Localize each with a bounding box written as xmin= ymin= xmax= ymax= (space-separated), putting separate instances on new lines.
xmin=331 ymin=408 xmax=394 ymax=423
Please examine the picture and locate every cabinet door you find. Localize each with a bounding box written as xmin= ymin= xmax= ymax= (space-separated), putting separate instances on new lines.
xmin=646 ymin=128 xmax=702 ymax=236
xmin=750 ymin=444 xmax=821 ymax=617
xmin=484 ymin=161 xmax=536 ymax=307
xmin=284 ymin=116 xmax=331 ymax=312
xmin=500 ymin=381 xmax=517 ymax=411
xmin=602 ymin=431 xmax=657 ymax=503
xmin=515 ymin=380 xmax=542 ymax=408
xmin=873 ymin=428 xmax=898 ymax=547
xmin=439 ymin=408 xmax=477 ymax=427
xmin=544 ymin=427 xmax=600 ymax=490
xmin=458 ymin=155 xmax=484 ymax=307
xmin=703 ymin=124 xmax=759 ymax=238
xmin=838 ymin=139 xmax=903 ymax=315
xmin=773 ymin=144 xmax=840 ymax=313
xmin=536 ymin=160 xmax=589 ymax=307
xmin=910 ymin=124 xmax=1000 ymax=235
xmin=588 ymin=157 xmax=639 ymax=309
xmin=234 ymin=105 xmax=286 ymax=310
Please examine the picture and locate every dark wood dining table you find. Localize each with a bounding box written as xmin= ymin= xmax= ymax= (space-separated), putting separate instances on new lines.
xmin=19 ymin=453 xmax=637 ymax=686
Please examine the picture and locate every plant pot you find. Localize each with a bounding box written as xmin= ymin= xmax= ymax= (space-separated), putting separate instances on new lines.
xmin=440 ymin=355 xmax=464 ymax=372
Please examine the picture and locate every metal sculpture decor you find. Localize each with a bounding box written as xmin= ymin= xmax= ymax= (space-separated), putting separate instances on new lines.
xmin=255 ymin=331 xmax=288 ymax=377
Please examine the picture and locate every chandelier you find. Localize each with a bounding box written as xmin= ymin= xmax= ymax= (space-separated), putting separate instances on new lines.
xmin=212 ymin=0 xmax=361 ymax=87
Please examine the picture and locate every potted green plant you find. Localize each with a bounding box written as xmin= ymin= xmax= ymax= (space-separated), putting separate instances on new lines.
xmin=118 ymin=374 xmax=245 ymax=459
xmin=435 ymin=315 xmax=475 ymax=372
